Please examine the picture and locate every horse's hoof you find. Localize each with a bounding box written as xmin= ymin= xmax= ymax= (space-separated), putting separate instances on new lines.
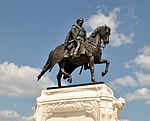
xmin=101 ymin=72 xmax=106 ymax=77
xmin=67 ymin=78 xmax=72 ymax=83
xmin=58 ymin=84 xmax=62 ymax=87
xmin=92 ymin=79 xmax=97 ymax=83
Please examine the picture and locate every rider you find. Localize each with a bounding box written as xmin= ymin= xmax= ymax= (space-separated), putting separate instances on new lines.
xmin=64 ymin=18 xmax=86 ymax=57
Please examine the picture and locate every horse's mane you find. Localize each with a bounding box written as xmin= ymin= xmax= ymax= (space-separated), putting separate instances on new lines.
xmin=88 ymin=26 xmax=103 ymax=39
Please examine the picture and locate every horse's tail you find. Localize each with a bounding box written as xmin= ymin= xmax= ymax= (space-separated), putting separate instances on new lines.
xmin=37 ymin=44 xmax=65 ymax=80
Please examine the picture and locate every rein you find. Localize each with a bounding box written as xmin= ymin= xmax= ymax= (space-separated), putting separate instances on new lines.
xmin=101 ymin=43 xmax=106 ymax=49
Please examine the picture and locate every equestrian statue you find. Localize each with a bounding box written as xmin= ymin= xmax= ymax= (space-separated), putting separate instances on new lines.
xmin=37 ymin=18 xmax=111 ymax=87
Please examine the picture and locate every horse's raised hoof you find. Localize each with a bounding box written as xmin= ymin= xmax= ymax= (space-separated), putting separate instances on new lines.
xmin=67 ymin=77 xmax=72 ymax=83
xmin=101 ymin=72 xmax=106 ymax=77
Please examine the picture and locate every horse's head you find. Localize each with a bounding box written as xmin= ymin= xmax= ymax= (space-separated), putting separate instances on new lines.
xmin=100 ymin=25 xmax=111 ymax=45
xmin=88 ymin=25 xmax=111 ymax=47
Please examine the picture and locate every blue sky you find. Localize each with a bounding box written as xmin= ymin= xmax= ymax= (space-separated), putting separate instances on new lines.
xmin=0 ymin=0 xmax=150 ymax=121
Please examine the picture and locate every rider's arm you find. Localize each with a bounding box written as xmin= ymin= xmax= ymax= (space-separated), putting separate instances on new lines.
xmin=70 ymin=25 xmax=77 ymax=39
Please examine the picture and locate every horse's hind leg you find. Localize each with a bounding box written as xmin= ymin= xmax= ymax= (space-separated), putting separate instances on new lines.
xmin=60 ymin=60 xmax=72 ymax=83
xmin=57 ymin=70 xmax=62 ymax=87
xmin=60 ymin=67 xmax=72 ymax=83
xmin=89 ymin=56 xmax=96 ymax=83
xmin=98 ymin=59 xmax=110 ymax=77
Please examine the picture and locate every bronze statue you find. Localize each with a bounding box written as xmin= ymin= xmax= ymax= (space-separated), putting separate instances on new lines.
xmin=37 ymin=18 xmax=111 ymax=87
xmin=64 ymin=18 xmax=86 ymax=57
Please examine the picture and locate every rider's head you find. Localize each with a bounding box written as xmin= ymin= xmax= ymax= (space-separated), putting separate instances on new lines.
xmin=76 ymin=18 xmax=84 ymax=27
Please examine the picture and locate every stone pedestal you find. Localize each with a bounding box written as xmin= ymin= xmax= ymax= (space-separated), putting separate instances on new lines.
xmin=34 ymin=82 xmax=125 ymax=121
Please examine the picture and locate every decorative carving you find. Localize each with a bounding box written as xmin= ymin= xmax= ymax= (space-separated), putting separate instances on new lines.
xmin=112 ymin=98 xmax=125 ymax=120
xmin=107 ymin=88 xmax=112 ymax=95
xmin=34 ymin=100 xmax=101 ymax=121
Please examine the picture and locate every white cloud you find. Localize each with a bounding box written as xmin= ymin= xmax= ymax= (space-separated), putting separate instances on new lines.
xmin=86 ymin=8 xmax=134 ymax=47
xmin=0 ymin=110 xmax=33 ymax=121
xmin=108 ymin=71 xmax=150 ymax=104
xmin=140 ymin=45 xmax=150 ymax=55
xmin=109 ymin=75 xmax=138 ymax=88
xmin=0 ymin=110 xmax=20 ymax=119
xmin=0 ymin=62 xmax=56 ymax=97
xmin=126 ymin=88 xmax=150 ymax=104
xmin=125 ymin=45 xmax=150 ymax=70
xmin=109 ymin=71 xmax=150 ymax=88
xmin=133 ymin=45 xmax=150 ymax=69
xmin=124 ymin=62 xmax=131 ymax=69
xmin=135 ymin=72 xmax=150 ymax=86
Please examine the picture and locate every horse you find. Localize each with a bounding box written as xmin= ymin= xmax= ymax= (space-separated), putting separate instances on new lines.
xmin=37 ymin=25 xmax=111 ymax=87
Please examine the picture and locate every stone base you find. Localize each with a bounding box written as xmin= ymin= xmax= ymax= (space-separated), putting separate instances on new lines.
xmin=34 ymin=82 xmax=125 ymax=121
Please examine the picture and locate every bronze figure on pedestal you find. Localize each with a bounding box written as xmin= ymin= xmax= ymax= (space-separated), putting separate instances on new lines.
xmin=37 ymin=18 xmax=111 ymax=87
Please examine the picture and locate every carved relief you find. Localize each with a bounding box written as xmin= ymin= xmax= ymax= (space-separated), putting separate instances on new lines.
xmin=35 ymin=100 xmax=100 ymax=121
xmin=34 ymin=84 xmax=125 ymax=121
xmin=112 ymin=98 xmax=125 ymax=120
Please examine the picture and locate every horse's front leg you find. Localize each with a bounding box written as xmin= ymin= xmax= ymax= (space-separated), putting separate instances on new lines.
xmin=98 ymin=59 xmax=110 ymax=77
xmin=89 ymin=56 xmax=96 ymax=83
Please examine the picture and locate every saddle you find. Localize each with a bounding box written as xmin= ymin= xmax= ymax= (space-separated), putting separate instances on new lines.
xmin=64 ymin=42 xmax=86 ymax=58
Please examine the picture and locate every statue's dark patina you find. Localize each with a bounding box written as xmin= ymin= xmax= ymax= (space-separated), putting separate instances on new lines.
xmin=37 ymin=18 xmax=111 ymax=87
xmin=64 ymin=18 xmax=86 ymax=57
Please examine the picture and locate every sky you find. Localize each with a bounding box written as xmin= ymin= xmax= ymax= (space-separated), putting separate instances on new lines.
xmin=0 ymin=0 xmax=150 ymax=121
